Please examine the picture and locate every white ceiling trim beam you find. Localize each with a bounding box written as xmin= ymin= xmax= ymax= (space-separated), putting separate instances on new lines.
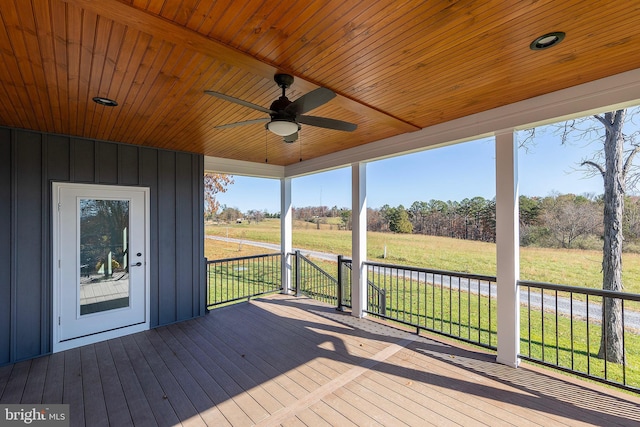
xmin=285 ymin=68 xmax=640 ymax=178
xmin=204 ymin=156 xmax=284 ymax=178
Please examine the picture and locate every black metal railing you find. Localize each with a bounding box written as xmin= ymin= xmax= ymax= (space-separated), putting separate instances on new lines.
xmin=518 ymin=280 xmax=640 ymax=392
xmin=291 ymin=250 xmax=339 ymax=305
xmin=338 ymin=255 xmax=352 ymax=310
xmin=363 ymin=261 xmax=497 ymax=349
xmin=337 ymin=257 xmax=386 ymax=315
xmin=205 ymin=251 xmax=640 ymax=392
xmin=206 ymin=253 xmax=282 ymax=308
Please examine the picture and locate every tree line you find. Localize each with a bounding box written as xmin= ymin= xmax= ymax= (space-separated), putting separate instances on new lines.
xmin=283 ymin=192 xmax=640 ymax=253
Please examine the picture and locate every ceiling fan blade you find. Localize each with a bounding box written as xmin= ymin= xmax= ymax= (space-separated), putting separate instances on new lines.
xmin=283 ymin=132 xmax=299 ymax=143
xmin=205 ymin=90 xmax=274 ymax=114
xmin=297 ymin=115 xmax=357 ymax=132
xmin=285 ymin=87 xmax=336 ymax=115
xmin=214 ymin=118 xmax=270 ymax=129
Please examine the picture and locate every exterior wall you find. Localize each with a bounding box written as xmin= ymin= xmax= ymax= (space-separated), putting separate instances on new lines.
xmin=0 ymin=127 xmax=205 ymax=365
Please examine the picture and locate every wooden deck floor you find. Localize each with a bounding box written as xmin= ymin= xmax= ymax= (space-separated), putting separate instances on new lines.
xmin=1 ymin=294 xmax=639 ymax=426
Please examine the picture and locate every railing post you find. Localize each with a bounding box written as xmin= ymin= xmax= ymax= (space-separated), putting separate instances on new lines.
xmin=379 ymin=289 xmax=386 ymax=316
xmin=337 ymin=255 xmax=344 ymax=311
xmin=204 ymin=257 xmax=209 ymax=313
xmin=295 ymin=250 xmax=301 ymax=297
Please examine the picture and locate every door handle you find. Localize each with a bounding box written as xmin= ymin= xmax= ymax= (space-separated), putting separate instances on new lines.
xmin=132 ymin=262 xmax=142 ymax=267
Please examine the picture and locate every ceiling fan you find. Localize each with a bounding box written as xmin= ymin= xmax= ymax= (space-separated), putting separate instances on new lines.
xmin=205 ymin=74 xmax=357 ymax=143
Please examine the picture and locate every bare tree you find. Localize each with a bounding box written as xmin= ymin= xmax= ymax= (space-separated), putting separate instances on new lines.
xmin=540 ymin=193 xmax=601 ymax=249
xmin=367 ymin=208 xmax=385 ymax=232
xmin=567 ymin=109 xmax=640 ymax=363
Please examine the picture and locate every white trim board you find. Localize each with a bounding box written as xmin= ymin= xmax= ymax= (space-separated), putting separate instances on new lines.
xmin=204 ymin=156 xmax=284 ymax=179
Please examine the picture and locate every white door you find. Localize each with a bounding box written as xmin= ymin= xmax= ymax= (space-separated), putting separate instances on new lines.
xmin=52 ymin=183 xmax=150 ymax=352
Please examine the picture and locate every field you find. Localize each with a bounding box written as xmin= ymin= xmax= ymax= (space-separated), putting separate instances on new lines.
xmin=205 ymin=218 xmax=640 ymax=294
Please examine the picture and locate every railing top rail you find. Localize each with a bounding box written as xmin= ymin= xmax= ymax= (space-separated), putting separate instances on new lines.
xmin=207 ymin=252 xmax=282 ymax=264
xmin=518 ymin=279 xmax=640 ymax=301
xmin=363 ymin=260 xmax=496 ymax=283
xmin=292 ymin=251 xmax=339 ymax=283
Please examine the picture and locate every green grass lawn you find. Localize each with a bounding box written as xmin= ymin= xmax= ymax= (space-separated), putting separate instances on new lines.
xmin=206 ymin=218 xmax=640 ymax=294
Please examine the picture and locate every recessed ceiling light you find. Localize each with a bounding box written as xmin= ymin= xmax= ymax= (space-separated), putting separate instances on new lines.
xmin=530 ymin=31 xmax=565 ymax=50
xmin=92 ymin=96 xmax=118 ymax=107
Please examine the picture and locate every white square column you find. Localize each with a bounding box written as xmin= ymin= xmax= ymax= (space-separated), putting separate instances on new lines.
xmin=281 ymin=177 xmax=293 ymax=294
xmin=495 ymin=130 xmax=520 ymax=367
xmin=351 ymin=163 xmax=367 ymax=317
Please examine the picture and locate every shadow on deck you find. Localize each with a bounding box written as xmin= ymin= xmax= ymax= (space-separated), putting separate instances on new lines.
xmin=1 ymin=294 xmax=639 ymax=426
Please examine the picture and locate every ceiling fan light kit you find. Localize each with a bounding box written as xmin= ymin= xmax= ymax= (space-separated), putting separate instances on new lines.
xmin=205 ymin=73 xmax=357 ymax=142
xmin=267 ymin=119 xmax=299 ymax=136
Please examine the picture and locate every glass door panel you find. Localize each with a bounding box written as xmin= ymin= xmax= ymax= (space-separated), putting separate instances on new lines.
xmin=79 ymin=199 xmax=130 ymax=315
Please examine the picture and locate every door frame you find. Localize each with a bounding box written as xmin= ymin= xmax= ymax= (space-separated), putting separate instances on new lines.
xmin=52 ymin=182 xmax=151 ymax=352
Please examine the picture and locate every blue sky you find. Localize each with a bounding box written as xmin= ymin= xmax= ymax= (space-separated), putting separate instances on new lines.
xmin=215 ymin=125 xmax=616 ymax=214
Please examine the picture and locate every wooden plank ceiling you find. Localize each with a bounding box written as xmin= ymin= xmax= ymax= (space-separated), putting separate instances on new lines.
xmin=0 ymin=0 xmax=639 ymax=166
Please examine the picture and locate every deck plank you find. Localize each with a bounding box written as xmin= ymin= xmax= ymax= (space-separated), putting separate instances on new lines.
xmin=211 ymin=301 xmax=353 ymax=382
xmin=252 ymin=296 xmax=390 ymax=359
xmin=144 ymin=329 xmax=219 ymax=412
xmin=335 ymin=383 xmax=439 ymax=426
xmin=279 ymin=415 xmax=309 ymax=427
xmin=107 ymin=338 xmax=159 ymax=426
xmin=374 ymin=348 xmax=545 ymax=426
xmin=118 ymin=334 xmax=181 ymax=426
xmin=1 ymin=294 xmax=640 ymax=426
xmin=0 ymin=363 xmax=13 ymax=398
xmin=42 ymin=351 xmax=64 ymax=404
xmin=358 ymin=366 xmax=519 ymax=426
xmin=197 ymin=305 xmax=336 ymax=378
xmin=195 ymin=316 xmax=313 ymax=398
xmin=183 ymin=319 xmax=299 ymax=408
xmin=320 ymin=392 xmax=385 ymax=426
xmin=0 ymin=360 xmax=30 ymax=403
xmin=308 ymin=400 xmax=359 ymax=427
xmin=159 ymin=324 xmax=253 ymax=426
xmin=62 ymin=349 xmax=85 ymax=427
xmin=152 ymin=327 xmax=232 ymax=427
xmin=93 ymin=341 xmax=134 ymax=427
xmin=79 ymin=345 xmax=109 ymax=427
xmin=184 ymin=317 xmax=288 ymax=415
xmin=387 ymin=341 xmax=608 ymax=426
xmin=20 ymin=356 xmax=48 ymax=403
xmin=289 ymin=409 xmax=334 ymax=427
xmin=171 ymin=319 xmax=269 ymax=424
xmin=219 ymin=310 xmax=349 ymax=390
xmin=203 ymin=305 xmax=337 ymax=387
xmin=131 ymin=332 xmax=206 ymax=426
